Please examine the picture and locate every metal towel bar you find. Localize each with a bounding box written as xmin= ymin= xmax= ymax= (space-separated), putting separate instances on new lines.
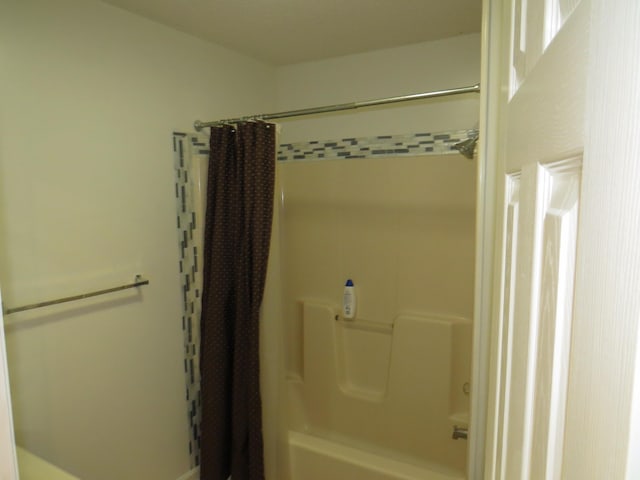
xmin=2 ymin=274 xmax=149 ymax=315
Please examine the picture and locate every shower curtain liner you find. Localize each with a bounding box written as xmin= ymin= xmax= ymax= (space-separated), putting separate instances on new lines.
xmin=200 ymin=121 xmax=275 ymax=480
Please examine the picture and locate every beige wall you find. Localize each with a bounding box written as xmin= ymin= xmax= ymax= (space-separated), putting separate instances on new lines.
xmin=0 ymin=1 xmax=275 ymax=479
xmin=275 ymin=34 xmax=481 ymax=144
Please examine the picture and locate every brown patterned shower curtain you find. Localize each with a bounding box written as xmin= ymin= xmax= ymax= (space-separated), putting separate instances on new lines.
xmin=200 ymin=122 xmax=275 ymax=480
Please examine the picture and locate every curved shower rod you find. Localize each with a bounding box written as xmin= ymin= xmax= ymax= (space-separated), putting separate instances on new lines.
xmin=194 ymin=83 xmax=480 ymax=131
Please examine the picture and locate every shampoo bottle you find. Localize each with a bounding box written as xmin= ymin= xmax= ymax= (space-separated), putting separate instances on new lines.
xmin=343 ymin=279 xmax=356 ymax=319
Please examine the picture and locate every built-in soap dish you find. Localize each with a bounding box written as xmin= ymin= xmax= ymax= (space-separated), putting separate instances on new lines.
xmin=449 ymin=412 xmax=470 ymax=426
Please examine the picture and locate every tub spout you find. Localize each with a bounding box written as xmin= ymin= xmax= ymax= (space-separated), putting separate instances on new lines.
xmin=452 ymin=425 xmax=468 ymax=440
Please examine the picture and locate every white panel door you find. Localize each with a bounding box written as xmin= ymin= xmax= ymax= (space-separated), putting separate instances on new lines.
xmin=488 ymin=0 xmax=588 ymax=477
xmin=483 ymin=0 xmax=640 ymax=478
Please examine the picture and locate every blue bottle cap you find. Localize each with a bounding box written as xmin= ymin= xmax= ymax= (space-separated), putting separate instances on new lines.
xmin=345 ymin=279 xmax=354 ymax=286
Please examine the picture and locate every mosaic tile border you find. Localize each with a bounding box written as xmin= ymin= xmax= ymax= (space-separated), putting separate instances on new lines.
xmin=173 ymin=132 xmax=209 ymax=468
xmin=277 ymin=129 xmax=476 ymax=162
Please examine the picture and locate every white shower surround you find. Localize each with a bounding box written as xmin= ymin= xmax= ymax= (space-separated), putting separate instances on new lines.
xmin=173 ymin=129 xmax=475 ymax=480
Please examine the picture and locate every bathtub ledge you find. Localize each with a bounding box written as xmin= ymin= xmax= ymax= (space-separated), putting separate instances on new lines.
xmin=289 ymin=431 xmax=465 ymax=480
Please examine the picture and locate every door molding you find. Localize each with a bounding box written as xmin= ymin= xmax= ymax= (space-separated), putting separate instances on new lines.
xmin=469 ymin=0 xmax=504 ymax=477
xmin=0 ymin=290 xmax=19 ymax=479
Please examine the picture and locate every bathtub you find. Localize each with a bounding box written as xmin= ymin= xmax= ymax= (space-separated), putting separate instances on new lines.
xmin=176 ymin=467 xmax=200 ymax=480
xmin=16 ymin=447 xmax=80 ymax=480
xmin=173 ymin=432 xmax=465 ymax=480
xmin=288 ymin=431 xmax=465 ymax=480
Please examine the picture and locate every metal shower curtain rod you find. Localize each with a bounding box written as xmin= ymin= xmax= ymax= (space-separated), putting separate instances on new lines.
xmin=194 ymin=83 xmax=480 ymax=131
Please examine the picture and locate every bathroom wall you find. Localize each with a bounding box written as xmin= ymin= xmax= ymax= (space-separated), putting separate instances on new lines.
xmin=275 ymin=34 xmax=481 ymax=144
xmin=0 ymin=1 xmax=480 ymax=477
xmin=0 ymin=1 xmax=275 ymax=479
xmin=280 ymin=155 xmax=476 ymax=323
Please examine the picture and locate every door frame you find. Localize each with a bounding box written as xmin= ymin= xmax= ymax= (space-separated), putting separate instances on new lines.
xmin=469 ymin=0 xmax=505 ymax=476
xmin=0 ymin=290 xmax=19 ymax=479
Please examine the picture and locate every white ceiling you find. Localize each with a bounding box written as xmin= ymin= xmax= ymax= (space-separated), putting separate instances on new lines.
xmin=99 ymin=0 xmax=482 ymax=65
